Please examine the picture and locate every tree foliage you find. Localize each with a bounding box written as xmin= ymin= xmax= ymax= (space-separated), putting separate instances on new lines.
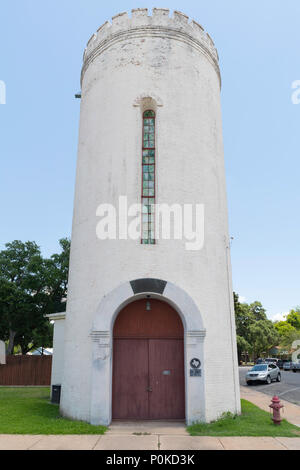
xmin=0 ymin=238 xmax=70 ymax=354
xmin=286 ymin=308 xmax=300 ymax=330
xmin=274 ymin=312 xmax=300 ymax=350
xmin=234 ymin=291 xmax=300 ymax=361
xmin=248 ymin=319 xmax=279 ymax=359
xmin=234 ymin=293 xmax=279 ymax=361
xmin=274 ymin=321 xmax=296 ymax=342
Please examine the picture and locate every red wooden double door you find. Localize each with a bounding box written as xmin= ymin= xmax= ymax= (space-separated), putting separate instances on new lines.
xmin=112 ymin=299 xmax=185 ymax=420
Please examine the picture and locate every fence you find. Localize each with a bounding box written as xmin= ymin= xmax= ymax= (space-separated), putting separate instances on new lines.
xmin=0 ymin=355 xmax=52 ymax=386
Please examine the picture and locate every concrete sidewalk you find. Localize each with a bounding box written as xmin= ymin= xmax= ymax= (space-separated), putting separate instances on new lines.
xmin=1 ymin=388 xmax=300 ymax=450
xmin=0 ymin=432 xmax=300 ymax=450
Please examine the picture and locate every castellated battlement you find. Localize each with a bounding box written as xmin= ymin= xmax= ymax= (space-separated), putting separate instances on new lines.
xmin=82 ymin=8 xmax=219 ymax=83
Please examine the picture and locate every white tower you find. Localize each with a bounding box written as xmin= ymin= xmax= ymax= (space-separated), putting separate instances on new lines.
xmin=60 ymin=8 xmax=240 ymax=425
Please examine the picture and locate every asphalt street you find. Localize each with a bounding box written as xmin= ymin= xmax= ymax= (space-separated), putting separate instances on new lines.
xmin=239 ymin=366 xmax=300 ymax=406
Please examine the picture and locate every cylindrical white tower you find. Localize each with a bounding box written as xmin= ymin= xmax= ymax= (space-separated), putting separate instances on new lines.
xmin=61 ymin=8 xmax=240 ymax=425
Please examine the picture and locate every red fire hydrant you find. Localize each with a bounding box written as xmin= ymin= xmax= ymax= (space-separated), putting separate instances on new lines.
xmin=269 ymin=396 xmax=284 ymax=425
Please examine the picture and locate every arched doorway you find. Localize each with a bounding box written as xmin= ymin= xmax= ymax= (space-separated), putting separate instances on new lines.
xmin=112 ymin=298 xmax=185 ymax=420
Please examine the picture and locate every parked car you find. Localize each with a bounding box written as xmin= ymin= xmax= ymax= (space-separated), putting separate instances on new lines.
xmin=277 ymin=359 xmax=289 ymax=369
xmin=256 ymin=357 xmax=278 ymax=365
xmin=246 ymin=363 xmax=281 ymax=385
xmin=283 ymin=362 xmax=292 ymax=370
xmin=264 ymin=358 xmax=279 ymax=364
xmin=292 ymin=361 xmax=300 ymax=373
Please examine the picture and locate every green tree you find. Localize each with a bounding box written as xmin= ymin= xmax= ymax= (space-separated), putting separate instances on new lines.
xmin=42 ymin=238 xmax=70 ymax=314
xmin=234 ymin=293 xmax=254 ymax=362
xmin=274 ymin=321 xmax=296 ymax=343
xmin=248 ymin=319 xmax=280 ymax=360
xmin=0 ymin=238 xmax=70 ymax=354
xmin=0 ymin=241 xmax=43 ymax=354
xmin=22 ymin=321 xmax=54 ymax=355
xmin=279 ymin=328 xmax=300 ymax=350
xmin=236 ymin=334 xmax=251 ymax=363
xmin=0 ymin=279 xmax=28 ymax=354
xmin=286 ymin=308 xmax=300 ymax=330
xmin=248 ymin=301 xmax=267 ymax=321
xmin=234 ymin=292 xmax=279 ymax=362
xmin=234 ymin=292 xmax=252 ymax=339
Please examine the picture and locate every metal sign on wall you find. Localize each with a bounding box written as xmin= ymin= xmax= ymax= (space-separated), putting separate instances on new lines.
xmin=190 ymin=358 xmax=201 ymax=377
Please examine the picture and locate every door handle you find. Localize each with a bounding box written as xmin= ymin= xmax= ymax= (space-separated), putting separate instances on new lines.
xmin=146 ymin=387 xmax=153 ymax=392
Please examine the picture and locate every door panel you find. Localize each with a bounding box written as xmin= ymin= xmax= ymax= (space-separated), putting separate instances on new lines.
xmin=112 ymin=299 xmax=185 ymax=420
xmin=270 ymin=366 xmax=277 ymax=379
xmin=112 ymin=339 xmax=149 ymax=419
xmin=149 ymin=339 xmax=185 ymax=419
xmin=113 ymin=299 xmax=184 ymax=339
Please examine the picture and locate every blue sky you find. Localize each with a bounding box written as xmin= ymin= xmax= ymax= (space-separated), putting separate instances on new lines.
xmin=0 ymin=1 xmax=299 ymax=320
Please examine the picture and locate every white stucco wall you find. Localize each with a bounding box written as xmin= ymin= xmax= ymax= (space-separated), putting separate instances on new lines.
xmin=47 ymin=313 xmax=65 ymax=392
xmin=61 ymin=8 xmax=240 ymax=424
xmin=0 ymin=340 xmax=6 ymax=365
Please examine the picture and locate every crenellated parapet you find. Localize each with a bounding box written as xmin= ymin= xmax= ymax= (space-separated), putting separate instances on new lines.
xmin=81 ymin=8 xmax=220 ymax=86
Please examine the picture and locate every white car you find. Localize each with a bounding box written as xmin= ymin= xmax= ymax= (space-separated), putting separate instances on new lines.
xmin=292 ymin=361 xmax=300 ymax=373
xmin=246 ymin=363 xmax=281 ymax=385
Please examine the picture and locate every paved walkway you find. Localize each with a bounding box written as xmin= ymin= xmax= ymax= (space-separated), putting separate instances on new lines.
xmin=1 ymin=431 xmax=300 ymax=450
xmin=1 ymin=388 xmax=300 ymax=450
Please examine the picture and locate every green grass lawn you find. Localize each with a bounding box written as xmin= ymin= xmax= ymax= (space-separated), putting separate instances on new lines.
xmin=1 ymin=389 xmax=299 ymax=437
xmin=0 ymin=387 xmax=107 ymax=434
xmin=187 ymin=399 xmax=300 ymax=437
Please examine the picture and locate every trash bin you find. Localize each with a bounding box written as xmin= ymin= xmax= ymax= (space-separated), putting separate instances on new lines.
xmin=51 ymin=384 xmax=61 ymax=404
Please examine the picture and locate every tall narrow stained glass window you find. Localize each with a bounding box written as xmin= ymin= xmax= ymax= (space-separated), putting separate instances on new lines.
xmin=141 ymin=110 xmax=155 ymax=244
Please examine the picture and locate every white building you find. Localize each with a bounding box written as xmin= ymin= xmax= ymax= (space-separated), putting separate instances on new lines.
xmin=49 ymin=8 xmax=240 ymax=426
